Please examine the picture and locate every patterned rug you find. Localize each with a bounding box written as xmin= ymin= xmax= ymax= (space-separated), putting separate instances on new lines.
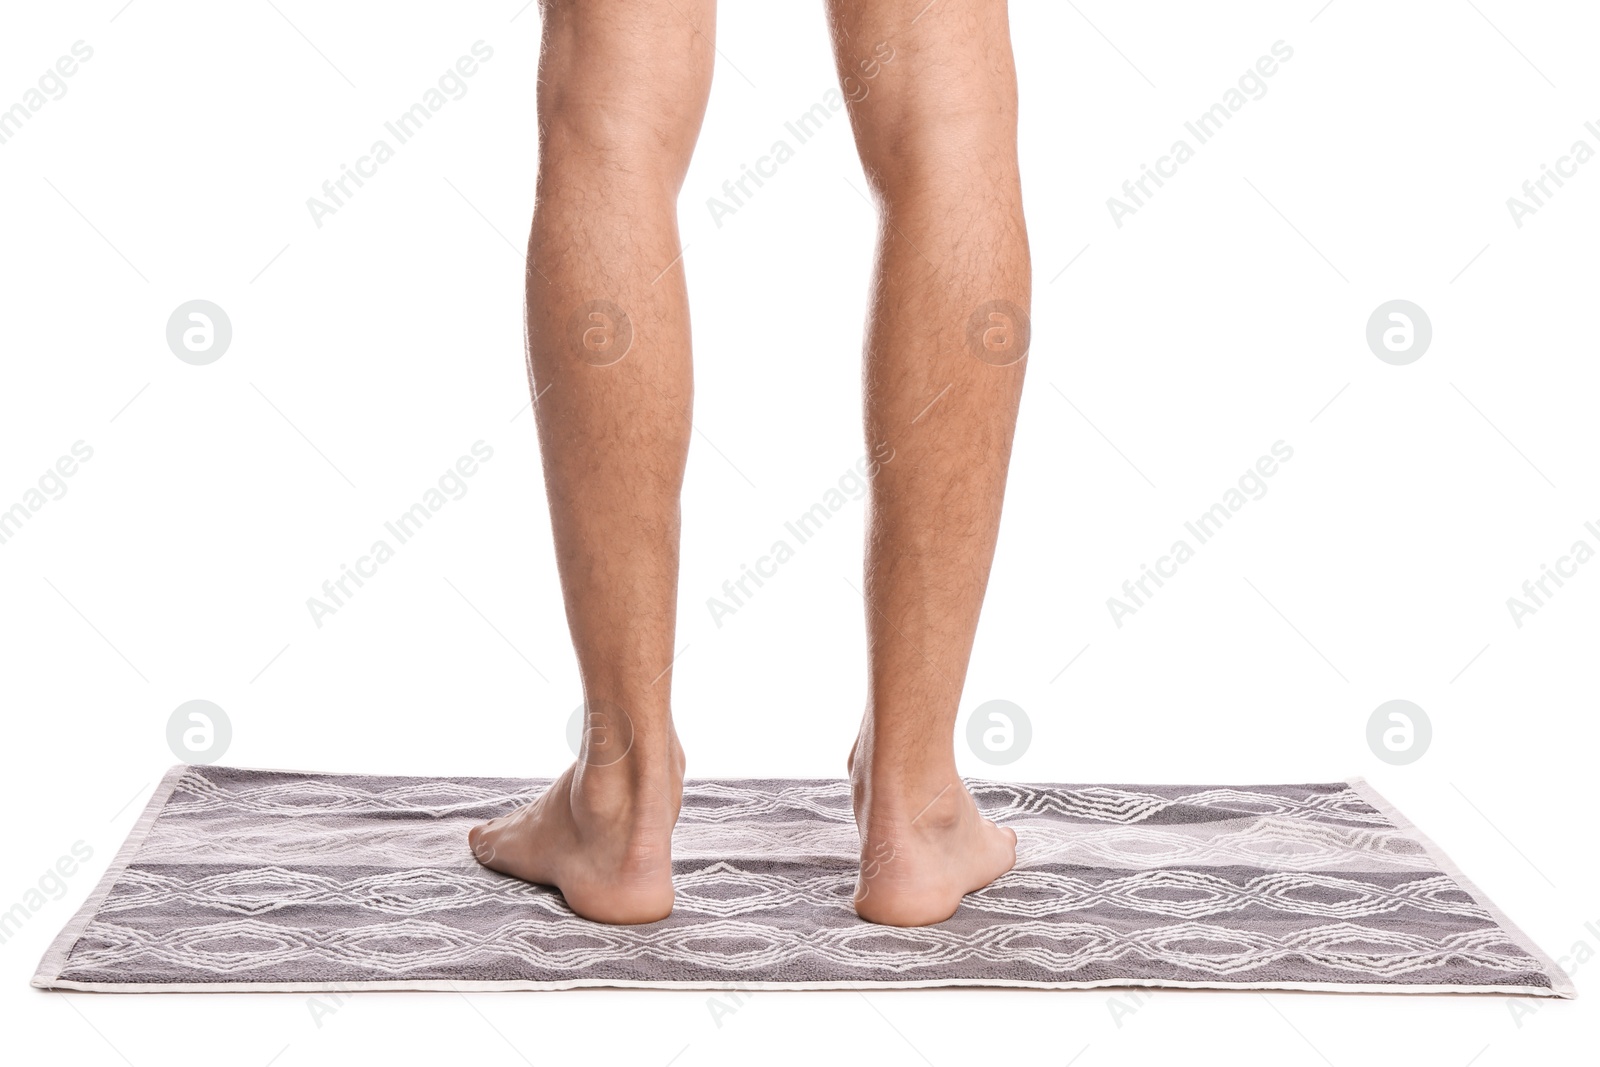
xmin=34 ymin=765 xmax=1572 ymax=995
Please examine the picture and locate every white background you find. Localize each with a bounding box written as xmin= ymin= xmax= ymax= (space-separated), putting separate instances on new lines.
xmin=2 ymin=1 xmax=1597 ymax=1063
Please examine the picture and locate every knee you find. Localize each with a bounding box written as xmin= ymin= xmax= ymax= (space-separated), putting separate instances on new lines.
xmin=847 ymin=81 xmax=1019 ymax=206
xmin=537 ymin=4 xmax=713 ymax=192
xmin=539 ymin=97 xmax=704 ymax=193
xmin=858 ymin=113 xmax=1018 ymax=202
xmin=833 ymin=11 xmax=1022 ymax=205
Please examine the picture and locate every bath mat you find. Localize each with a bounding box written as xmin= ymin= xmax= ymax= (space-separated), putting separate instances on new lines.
xmin=34 ymin=765 xmax=1573 ymax=995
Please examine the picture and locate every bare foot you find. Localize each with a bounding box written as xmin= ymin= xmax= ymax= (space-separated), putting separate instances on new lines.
xmin=848 ymin=743 xmax=1017 ymax=927
xmin=468 ymin=734 xmax=684 ymax=925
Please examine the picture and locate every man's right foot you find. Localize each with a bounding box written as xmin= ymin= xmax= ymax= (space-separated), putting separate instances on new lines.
xmin=848 ymin=746 xmax=1017 ymax=927
xmin=468 ymin=735 xmax=684 ymax=925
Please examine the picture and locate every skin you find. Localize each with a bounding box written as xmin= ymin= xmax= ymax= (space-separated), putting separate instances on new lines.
xmin=470 ymin=0 xmax=1029 ymax=928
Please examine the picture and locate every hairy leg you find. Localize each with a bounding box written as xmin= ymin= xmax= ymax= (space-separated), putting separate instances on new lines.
xmin=827 ymin=0 xmax=1031 ymax=926
xmin=468 ymin=0 xmax=714 ymax=924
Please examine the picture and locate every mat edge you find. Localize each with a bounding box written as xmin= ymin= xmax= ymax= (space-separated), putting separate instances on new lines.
xmin=1344 ymin=776 xmax=1576 ymax=999
xmin=32 ymin=764 xmax=191 ymax=990
xmin=88 ymin=761 xmax=1364 ymax=790
xmin=33 ymin=976 xmax=1575 ymax=996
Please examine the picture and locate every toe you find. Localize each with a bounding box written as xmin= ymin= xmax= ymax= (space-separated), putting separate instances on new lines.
xmin=467 ymin=822 xmax=497 ymax=864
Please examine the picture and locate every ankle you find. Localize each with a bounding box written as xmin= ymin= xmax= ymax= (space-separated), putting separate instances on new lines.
xmin=571 ymin=697 xmax=679 ymax=767
xmin=850 ymin=736 xmax=956 ymax=785
xmin=855 ymin=765 xmax=964 ymax=828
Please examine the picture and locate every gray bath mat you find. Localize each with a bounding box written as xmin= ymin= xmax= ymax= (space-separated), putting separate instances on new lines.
xmin=34 ymin=765 xmax=1573 ymax=995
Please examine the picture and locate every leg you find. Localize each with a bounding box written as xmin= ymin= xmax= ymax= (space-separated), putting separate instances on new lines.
xmin=468 ymin=0 xmax=713 ymax=924
xmin=828 ymin=0 xmax=1030 ymax=925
